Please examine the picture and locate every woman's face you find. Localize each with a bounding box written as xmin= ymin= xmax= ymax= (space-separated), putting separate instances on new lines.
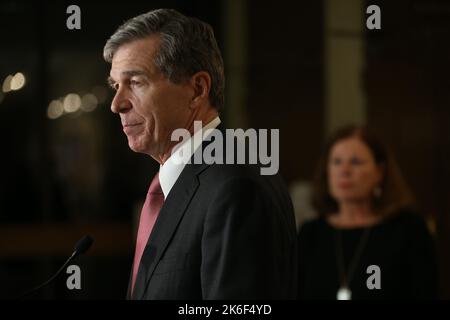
xmin=328 ymin=136 xmax=383 ymax=205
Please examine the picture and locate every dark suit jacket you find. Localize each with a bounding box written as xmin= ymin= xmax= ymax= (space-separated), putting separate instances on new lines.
xmin=127 ymin=127 xmax=297 ymax=299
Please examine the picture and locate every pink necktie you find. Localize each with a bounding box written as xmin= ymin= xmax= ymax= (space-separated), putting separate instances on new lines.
xmin=131 ymin=172 xmax=164 ymax=295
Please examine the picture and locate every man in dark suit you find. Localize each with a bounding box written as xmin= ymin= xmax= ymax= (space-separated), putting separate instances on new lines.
xmin=103 ymin=8 xmax=297 ymax=299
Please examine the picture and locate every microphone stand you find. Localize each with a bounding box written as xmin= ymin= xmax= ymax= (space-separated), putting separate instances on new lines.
xmin=15 ymin=235 xmax=93 ymax=300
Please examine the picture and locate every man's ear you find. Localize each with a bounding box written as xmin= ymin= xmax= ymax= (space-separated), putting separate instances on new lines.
xmin=189 ymin=71 xmax=211 ymax=109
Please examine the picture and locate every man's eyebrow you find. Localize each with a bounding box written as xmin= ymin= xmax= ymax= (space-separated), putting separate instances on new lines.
xmin=107 ymin=70 xmax=149 ymax=86
xmin=121 ymin=70 xmax=149 ymax=78
xmin=107 ymin=70 xmax=150 ymax=86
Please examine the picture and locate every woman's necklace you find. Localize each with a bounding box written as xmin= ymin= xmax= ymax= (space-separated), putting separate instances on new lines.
xmin=335 ymin=227 xmax=371 ymax=300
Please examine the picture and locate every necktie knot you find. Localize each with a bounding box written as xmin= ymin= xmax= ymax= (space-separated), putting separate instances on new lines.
xmin=148 ymin=172 xmax=163 ymax=195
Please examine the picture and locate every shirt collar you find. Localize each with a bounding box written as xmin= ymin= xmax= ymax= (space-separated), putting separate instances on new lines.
xmin=159 ymin=116 xmax=221 ymax=198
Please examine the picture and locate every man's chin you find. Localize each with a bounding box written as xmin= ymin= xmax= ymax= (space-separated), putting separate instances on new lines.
xmin=127 ymin=138 xmax=144 ymax=154
xmin=126 ymin=136 xmax=156 ymax=158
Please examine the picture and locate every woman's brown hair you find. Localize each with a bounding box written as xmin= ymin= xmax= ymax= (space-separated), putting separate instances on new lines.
xmin=312 ymin=125 xmax=415 ymax=217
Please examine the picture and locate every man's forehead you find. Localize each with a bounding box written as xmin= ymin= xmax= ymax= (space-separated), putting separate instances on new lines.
xmin=110 ymin=37 xmax=160 ymax=78
xmin=112 ymin=36 xmax=159 ymax=63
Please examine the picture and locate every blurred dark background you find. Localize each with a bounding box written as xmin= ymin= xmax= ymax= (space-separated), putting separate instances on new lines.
xmin=0 ymin=0 xmax=449 ymax=299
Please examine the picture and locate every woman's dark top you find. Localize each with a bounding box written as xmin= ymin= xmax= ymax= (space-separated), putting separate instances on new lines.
xmin=297 ymin=211 xmax=438 ymax=299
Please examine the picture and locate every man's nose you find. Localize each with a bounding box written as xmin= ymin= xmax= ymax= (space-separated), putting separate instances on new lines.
xmin=111 ymin=88 xmax=132 ymax=114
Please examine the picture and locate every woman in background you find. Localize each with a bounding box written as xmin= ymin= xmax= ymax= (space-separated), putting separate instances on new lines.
xmin=297 ymin=125 xmax=438 ymax=299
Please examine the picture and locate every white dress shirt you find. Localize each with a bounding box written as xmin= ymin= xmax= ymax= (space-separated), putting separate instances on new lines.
xmin=159 ymin=116 xmax=221 ymax=199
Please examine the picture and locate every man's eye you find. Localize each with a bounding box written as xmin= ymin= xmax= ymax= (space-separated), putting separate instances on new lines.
xmin=109 ymin=83 xmax=118 ymax=91
xmin=130 ymin=80 xmax=141 ymax=87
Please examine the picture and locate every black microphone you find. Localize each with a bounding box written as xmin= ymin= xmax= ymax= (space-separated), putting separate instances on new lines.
xmin=74 ymin=235 xmax=94 ymax=256
xmin=16 ymin=235 xmax=94 ymax=299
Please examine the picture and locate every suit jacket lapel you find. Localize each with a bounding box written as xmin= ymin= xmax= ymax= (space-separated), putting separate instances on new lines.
xmin=126 ymin=267 xmax=132 ymax=299
xmin=132 ymin=163 xmax=208 ymax=299
xmin=131 ymin=125 xmax=222 ymax=299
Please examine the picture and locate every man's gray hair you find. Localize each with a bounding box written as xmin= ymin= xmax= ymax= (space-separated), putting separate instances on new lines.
xmin=103 ymin=9 xmax=225 ymax=110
